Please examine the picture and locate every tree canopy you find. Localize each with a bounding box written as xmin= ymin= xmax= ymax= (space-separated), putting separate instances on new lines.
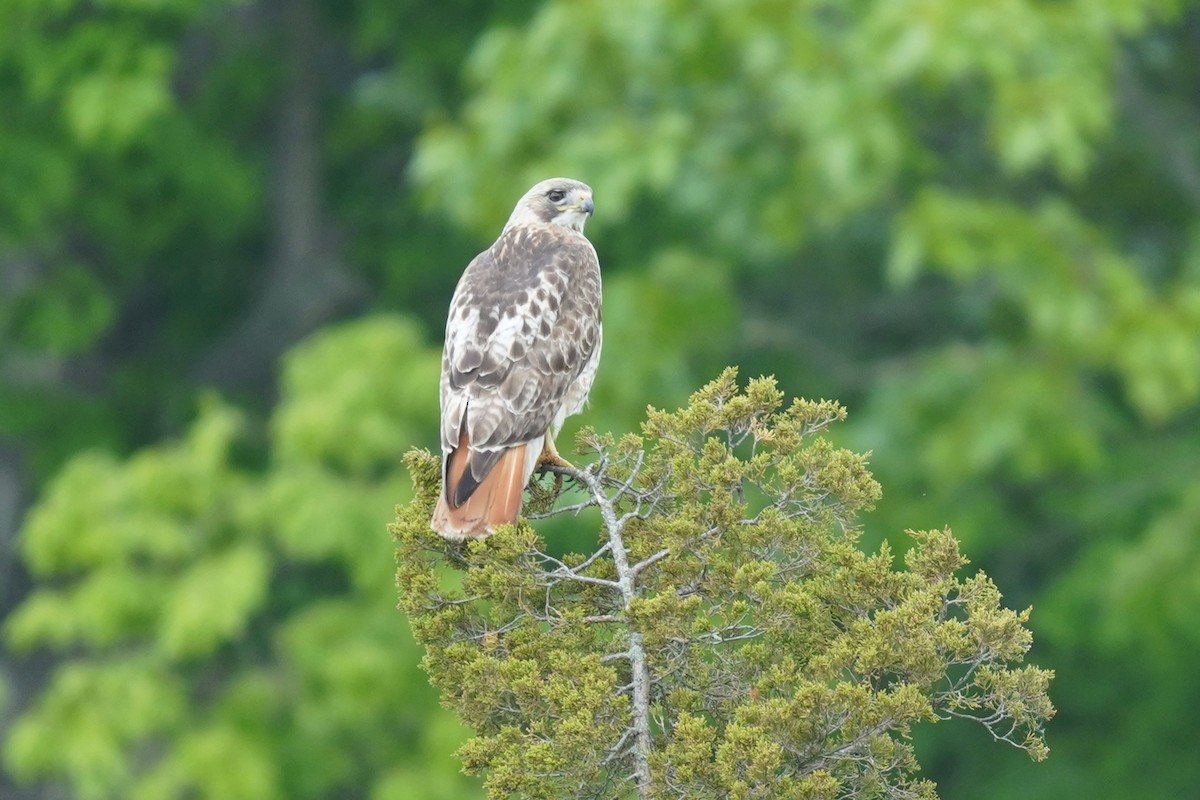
xmin=395 ymin=371 xmax=1053 ymax=799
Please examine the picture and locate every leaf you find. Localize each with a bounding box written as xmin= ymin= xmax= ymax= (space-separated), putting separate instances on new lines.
xmin=158 ymin=545 xmax=269 ymax=660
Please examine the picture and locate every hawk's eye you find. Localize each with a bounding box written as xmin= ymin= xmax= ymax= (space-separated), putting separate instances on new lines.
xmin=547 ymin=189 xmax=567 ymax=203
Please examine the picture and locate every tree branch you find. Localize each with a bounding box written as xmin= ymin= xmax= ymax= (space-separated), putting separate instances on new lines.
xmin=545 ymin=461 xmax=655 ymax=798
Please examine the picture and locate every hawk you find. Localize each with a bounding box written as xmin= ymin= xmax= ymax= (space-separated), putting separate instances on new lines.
xmin=431 ymin=178 xmax=602 ymax=539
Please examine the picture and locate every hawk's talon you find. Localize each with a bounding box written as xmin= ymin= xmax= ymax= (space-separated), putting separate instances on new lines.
xmin=537 ymin=433 xmax=575 ymax=473
xmin=536 ymin=452 xmax=575 ymax=472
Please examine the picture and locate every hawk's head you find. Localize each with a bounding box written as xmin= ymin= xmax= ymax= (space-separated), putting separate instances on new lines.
xmin=505 ymin=177 xmax=595 ymax=234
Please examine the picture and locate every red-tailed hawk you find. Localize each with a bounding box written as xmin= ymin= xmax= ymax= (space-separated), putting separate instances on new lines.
xmin=431 ymin=178 xmax=602 ymax=539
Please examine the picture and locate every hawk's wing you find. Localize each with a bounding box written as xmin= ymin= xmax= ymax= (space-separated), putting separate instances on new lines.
xmin=439 ymin=224 xmax=602 ymax=504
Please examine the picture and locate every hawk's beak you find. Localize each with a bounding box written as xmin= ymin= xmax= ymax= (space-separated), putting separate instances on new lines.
xmin=580 ymin=195 xmax=594 ymax=216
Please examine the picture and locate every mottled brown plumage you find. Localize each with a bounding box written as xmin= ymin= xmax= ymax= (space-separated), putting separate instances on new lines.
xmin=431 ymin=178 xmax=602 ymax=539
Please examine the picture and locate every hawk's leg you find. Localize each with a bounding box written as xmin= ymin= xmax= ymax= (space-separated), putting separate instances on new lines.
xmin=536 ymin=433 xmax=574 ymax=493
xmin=537 ymin=433 xmax=574 ymax=470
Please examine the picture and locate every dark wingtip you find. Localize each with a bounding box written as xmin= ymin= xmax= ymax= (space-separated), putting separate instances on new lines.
xmin=453 ymin=469 xmax=482 ymax=507
xmin=448 ymin=445 xmax=503 ymax=508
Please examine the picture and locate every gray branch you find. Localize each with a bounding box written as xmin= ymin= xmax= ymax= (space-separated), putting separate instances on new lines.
xmin=546 ymin=461 xmax=656 ymax=798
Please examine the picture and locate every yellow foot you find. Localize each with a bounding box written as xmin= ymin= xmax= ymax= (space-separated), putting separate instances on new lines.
xmin=536 ymin=438 xmax=574 ymax=472
xmin=536 ymin=441 xmax=574 ymax=494
xmin=536 ymin=451 xmax=574 ymax=471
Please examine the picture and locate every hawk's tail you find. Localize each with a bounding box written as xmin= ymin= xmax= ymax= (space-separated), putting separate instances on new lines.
xmin=431 ymin=437 xmax=530 ymax=540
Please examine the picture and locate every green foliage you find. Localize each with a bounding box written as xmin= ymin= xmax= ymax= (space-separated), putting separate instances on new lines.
xmin=4 ymin=318 xmax=480 ymax=799
xmin=0 ymin=0 xmax=260 ymax=475
xmin=5 ymin=1 xmax=1200 ymax=798
xmin=586 ymin=249 xmax=738 ymax=437
xmin=414 ymin=0 xmax=1173 ymax=238
xmin=0 ymin=0 xmax=502 ymax=480
xmin=409 ymin=3 xmax=1200 ymax=797
xmin=395 ymin=371 xmax=1053 ymax=799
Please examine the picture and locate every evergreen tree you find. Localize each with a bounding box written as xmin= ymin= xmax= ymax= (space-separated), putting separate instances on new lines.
xmin=395 ymin=371 xmax=1053 ymax=799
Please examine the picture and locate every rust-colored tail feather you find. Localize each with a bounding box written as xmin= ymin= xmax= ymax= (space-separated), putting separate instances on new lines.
xmin=431 ymin=432 xmax=528 ymax=540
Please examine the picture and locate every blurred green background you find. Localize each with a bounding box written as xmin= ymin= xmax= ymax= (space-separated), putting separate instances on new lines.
xmin=2 ymin=0 xmax=1199 ymax=798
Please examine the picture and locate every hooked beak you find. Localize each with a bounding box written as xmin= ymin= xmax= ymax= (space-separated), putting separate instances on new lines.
xmin=579 ymin=194 xmax=594 ymax=216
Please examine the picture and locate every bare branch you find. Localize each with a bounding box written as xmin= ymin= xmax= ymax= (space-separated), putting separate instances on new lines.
xmin=541 ymin=569 xmax=622 ymax=591
xmin=630 ymin=548 xmax=671 ymax=575
xmin=546 ymin=460 xmax=656 ymax=797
